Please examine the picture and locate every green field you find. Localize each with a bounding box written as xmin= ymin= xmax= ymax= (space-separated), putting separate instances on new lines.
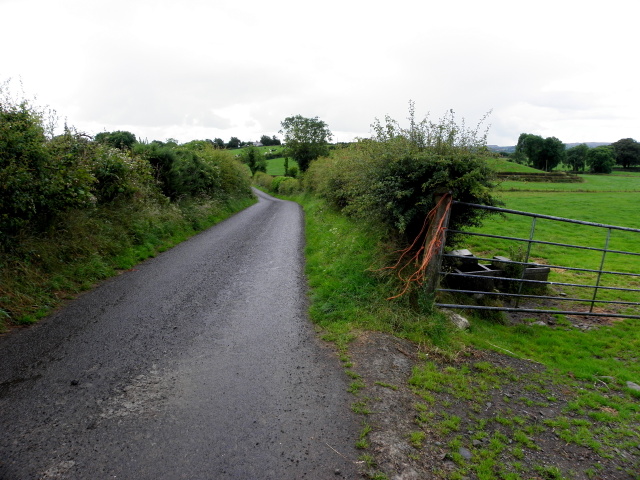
xmin=458 ymin=171 xmax=640 ymax=316
xmin=232 ymin=145 xmax=296 ymax=176
xmin=499 ymin=173 xmax=640 ymax=192
xmin=486 ymin=158 xmax=542 ymax=173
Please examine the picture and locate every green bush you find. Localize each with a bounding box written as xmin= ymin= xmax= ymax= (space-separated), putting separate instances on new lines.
xmin=92 ymin=145 xmax=155 ymax=203
xmin=0 ymin=99 xmax=95 ymax=241
xmin=306 ymin=105 xmax=499 ymax=246
xmin=133 ymin=141 xmax=178 ymax=197
xmin=277 ymin=177 xmax=301 ymax=195
xmin=253 ymin=171 xmax=273 ymax=191
xmin=239 ymin=145 xmax=267 ymax=175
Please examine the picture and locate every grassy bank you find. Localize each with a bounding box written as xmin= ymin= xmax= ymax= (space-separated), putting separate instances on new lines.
xmin=293 ymin=187 xmax=640 ymax=480
xmin=0 ymin=194 xmax=256 ymax=331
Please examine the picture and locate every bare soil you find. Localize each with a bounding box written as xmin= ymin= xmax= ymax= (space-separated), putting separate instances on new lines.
xmin=347 ymin=311 xmax=640 ymax=479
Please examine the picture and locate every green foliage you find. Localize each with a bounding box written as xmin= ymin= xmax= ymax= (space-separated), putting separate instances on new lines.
xmin=259 ymin=134 xmax=281 ymax=146
xmin=132 ymin=140 xmax=177 ymax=197
xmin=0 ymin=98 xmax=95 ymax=241
xmin=92 ymin=144 xmax=155 ymax=203
xmin=134 ymin=140 xmax=251 ymax=200
xmin=587 ymin=145 xmax=615 ymax=174
xmin=306 ymin=104 xmax=499 ymax=246
xmin=279 ymin=114 xmax=332 ymax=172
xmin=226 ymin=136 xmax=241 ymax=149
xmin=273 ymin=177 xmax=299 ymax=195
xmin=239 ymin=145 xmax=267 ymax=175
xmin=253 ymin=171 xmax=274 ymax=191
xmin=564 ymin=143 xmax=589 ymax=172
xmin=515 ymin=134 xmax=565 ymax=171
xmin=611 ymin=138 xmax=640 ymax=168
xmin=538 ymin=137 xmax=565 ymax=172
xmin=94 ymin=130 xmax=137 ymax=150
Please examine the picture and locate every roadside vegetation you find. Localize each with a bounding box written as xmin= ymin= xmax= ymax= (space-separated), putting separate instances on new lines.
xmin=267 ymin=105 xmax=640 ymax=479
xmin=293 ymin=179 xmax=640 ymax=479
xmin=0 ymin=85 xmax=254 ymax=331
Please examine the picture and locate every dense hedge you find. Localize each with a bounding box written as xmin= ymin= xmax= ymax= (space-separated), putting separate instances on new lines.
xmin=305 ymin=107 xmax=500 ymax=247
xmin=1 ymin=95 xmax=252 ymax=250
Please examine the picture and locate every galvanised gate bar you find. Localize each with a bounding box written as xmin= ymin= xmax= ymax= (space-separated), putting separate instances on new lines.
xmin=435 ymin=201 xmax=640 ymax=320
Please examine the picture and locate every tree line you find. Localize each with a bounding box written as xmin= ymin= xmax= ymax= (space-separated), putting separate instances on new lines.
xmin=513 ymin=133 xmax=640 ymax=174
xmin=209 ymin=134 xmax=282 ymax=150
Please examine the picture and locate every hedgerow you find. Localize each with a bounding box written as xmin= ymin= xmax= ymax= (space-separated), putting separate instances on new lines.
xmin=306 ymin=103 xmax=500 ymax=247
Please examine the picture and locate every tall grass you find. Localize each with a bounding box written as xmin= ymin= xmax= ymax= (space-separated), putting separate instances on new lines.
xmin=0 ymin=195 xmax=256 ymax=330
xmin=297 ymin=193 xmax=459 ymax=348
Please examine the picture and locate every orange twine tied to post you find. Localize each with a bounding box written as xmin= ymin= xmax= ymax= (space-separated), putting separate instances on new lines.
xmin=385 ymin=193 xmax=452 ymax=300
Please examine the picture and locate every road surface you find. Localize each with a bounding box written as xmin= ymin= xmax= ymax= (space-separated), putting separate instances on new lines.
xmin=0 ymin=189 xmax=361 ymax=479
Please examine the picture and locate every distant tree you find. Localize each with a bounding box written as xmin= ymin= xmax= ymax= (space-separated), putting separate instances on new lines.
xmin=213 ymin=138 xmax=225 ymax=148
xmin=587 ymin=146 xmax=615 ymax=173
xmin=565 ymin=144 xmax=589 ymax=172
xmin=514 ymin=133 xmax=564 ymax=171
xmin=611 ymin=138 xmax=640 ymax=169
xmin=258 ymin=135 xmax=282 ymax=146
xmin=94 ymin=130 xmax=137 ymax=150
xmin=279 ymin=115 xmax=332 ymax=172
xmin=226 ymin=136 xmax=241 ymax=149
xmin=514 ymin=133 xmax=544 ymax=167
xmin=240 ymin=146 xmax=266 ymax=175
xmin=538 ymin=136 xmax=565 ymax=172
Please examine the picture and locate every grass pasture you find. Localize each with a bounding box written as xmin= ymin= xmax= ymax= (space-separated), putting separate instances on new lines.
xmin=459 ymin=178 xmax=640 ymax=317
xmin=231 ymin=145 xmax=298 ymax=176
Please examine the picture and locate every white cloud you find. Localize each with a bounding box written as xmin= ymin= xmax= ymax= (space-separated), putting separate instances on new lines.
xmin=3 ymin=0 xmax=639 ymax=145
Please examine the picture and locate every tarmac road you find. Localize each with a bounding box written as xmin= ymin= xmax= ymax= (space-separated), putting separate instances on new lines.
xmin=0 ymin=189 xmax=361 ymax=479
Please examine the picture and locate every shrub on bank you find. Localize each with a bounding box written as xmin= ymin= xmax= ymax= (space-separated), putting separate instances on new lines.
xmin=306 ymin=106 xmax=500 ymax=246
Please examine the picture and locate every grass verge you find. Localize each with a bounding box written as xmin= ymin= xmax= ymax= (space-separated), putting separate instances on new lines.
xmin=0 ymin=194 xmax=256 ymax=331
xmin=292 ymin=191 xmax=640 ymax=480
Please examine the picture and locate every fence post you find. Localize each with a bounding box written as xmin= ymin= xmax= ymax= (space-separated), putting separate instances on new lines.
xmin=425 ymin=191 xmax=452 ymax=294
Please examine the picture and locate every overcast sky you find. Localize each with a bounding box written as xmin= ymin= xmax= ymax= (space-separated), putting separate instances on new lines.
xmin=2 ymin=0 xmax=637 ymax=146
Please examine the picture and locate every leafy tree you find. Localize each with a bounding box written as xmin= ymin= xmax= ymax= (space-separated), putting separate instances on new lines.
xmin=514 ymin=133 xmax=544 ymax=166
xmin=94 ymin=130 xmax=137 ymax=150
xmin=565 ymin=143 xmax=589 ymax=172
xmin=538 ymin=136 xmax=565 ymax=172
xmin=279 ymin=115 xmax=332 ymax=172
xmin=259 ymin=135 xmax=282 ymax=146
xmin=240 ymin=146 xmax=267 ymax=175
xmin=514 ymin=133 xmax=565 ymax=171
xmin=611 ymin=138 xmax=640 ymax=169
xmin=213 ymin=138 xmax=225 ymax=148
xmin=587 ymin=146 xmax=615 ymax=173
xmin=226 ymin=136 xmax=241 ymax=149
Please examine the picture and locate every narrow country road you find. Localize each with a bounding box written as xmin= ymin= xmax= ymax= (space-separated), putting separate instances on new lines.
xmin=0 ymin=189 xmax=361 ymax=479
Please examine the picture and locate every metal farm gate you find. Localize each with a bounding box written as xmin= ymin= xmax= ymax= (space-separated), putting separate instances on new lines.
xmin=434 ymin=201 xmax=640 ymax=319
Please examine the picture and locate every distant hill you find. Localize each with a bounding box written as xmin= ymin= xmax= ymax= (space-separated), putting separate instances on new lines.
xmin=488 ymin=142 xmax=611 ymax=154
